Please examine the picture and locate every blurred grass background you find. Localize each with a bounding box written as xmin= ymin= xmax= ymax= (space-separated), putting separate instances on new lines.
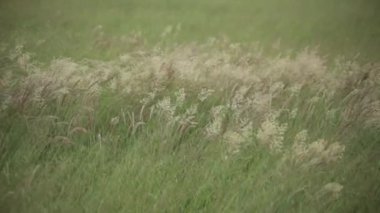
xmin=0 ymin=0 xmax=379 ymax=61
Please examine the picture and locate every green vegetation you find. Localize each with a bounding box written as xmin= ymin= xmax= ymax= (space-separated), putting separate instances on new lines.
xmin=1 ymin=0 xmax=380 ymax=61
xmin=0 ymin=0 xmax=379 ymax=212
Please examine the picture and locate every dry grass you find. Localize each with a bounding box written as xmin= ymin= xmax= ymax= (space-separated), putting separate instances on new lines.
xmin=0 ymin=35 xmax=379 ymax=212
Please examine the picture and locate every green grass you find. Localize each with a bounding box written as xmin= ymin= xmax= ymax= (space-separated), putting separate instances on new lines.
xmin=1 ymin=0 xmax=380 ymax=61
xmin=0 ymin=0 xmax=380 ymax=212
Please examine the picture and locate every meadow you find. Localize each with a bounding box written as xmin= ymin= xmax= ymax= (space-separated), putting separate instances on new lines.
xmin=0 ymin=0 xmax=379 ymax=212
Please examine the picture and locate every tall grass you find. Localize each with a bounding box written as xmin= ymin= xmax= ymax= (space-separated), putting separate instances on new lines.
xmin=0 ymin=32 xmax=379 ymax=212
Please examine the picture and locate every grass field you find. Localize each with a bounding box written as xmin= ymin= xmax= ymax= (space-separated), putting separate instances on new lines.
xmin=1 ymin=0 xmax=380 ymax=212
xmin=1 ymin=0 xmax=380 ymax=61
